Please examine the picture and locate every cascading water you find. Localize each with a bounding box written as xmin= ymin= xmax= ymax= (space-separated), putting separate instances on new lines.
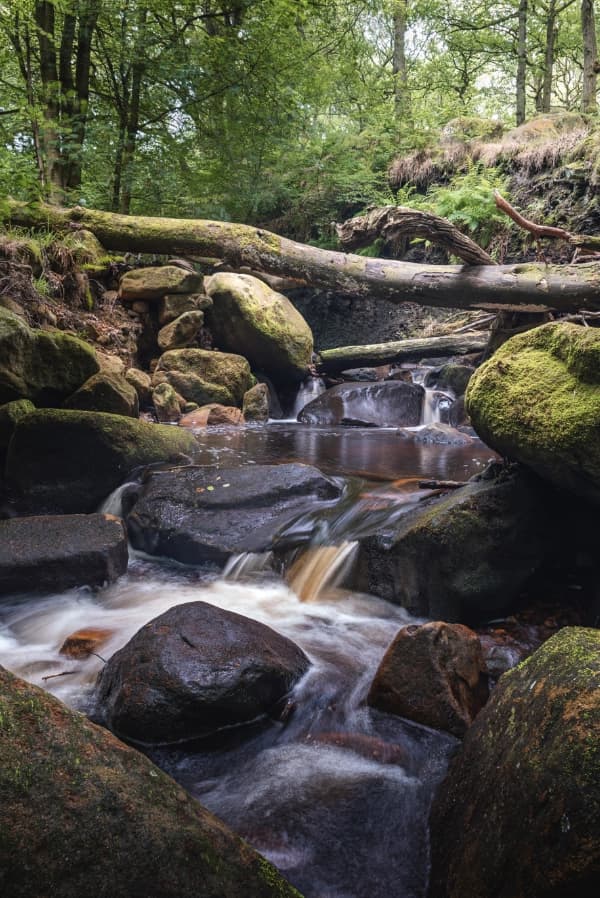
xmin=291 ymin=375 xmax=327 ymax=419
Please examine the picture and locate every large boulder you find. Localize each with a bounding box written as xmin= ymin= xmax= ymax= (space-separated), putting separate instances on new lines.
xmin=119 ymin=266 xmax=203 ymax=302
xmin=63 ymin=372 xmax=139 ymax=418
xmin=0 ymin=307 xmax=99 ymax=405
xmin=298 ymin=381 xmax=424 ymax=426
xmin=466 ymin=322 xmax=600 ymax=504
xmin=205 ymin=273 xmax=313 ymax=383
xmin=153 ymin=348 xmax=253 ymax=407
xmin=126 ymin=462 xmax=342 ymax=564
xmin=367 ymin=621 xmax=488 ymax=737
xmin=0 ymin=399 xmax=35 ymax=451
xmin=354 ymin=466 xmax=554 ymax=622
xmin=5 ymin=409 xmax=197 ymax=513
xmin=429 ymin=627 xmax=600 ymax=898
xmin=95 ymin=601 xmax=310 ymax=745
xmin=0 ymin=666 xmax=302 ymax=898
xmin=0 ymin=514 xmax=127 ymax=596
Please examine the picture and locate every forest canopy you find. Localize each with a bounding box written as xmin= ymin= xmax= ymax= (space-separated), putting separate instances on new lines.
xmin=0 ymin=1 xmax=597 ymax=241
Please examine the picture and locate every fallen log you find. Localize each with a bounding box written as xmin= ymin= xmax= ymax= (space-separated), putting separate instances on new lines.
xmin=4 ymin=199 xmax=600 ymax=313
xmin=317 ymin=334 xmax=487 ymax=372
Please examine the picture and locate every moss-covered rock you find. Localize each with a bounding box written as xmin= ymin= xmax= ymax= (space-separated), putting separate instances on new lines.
xmin=152 ymin=382 xmax=182 ymax=423
xmin=0 ymin=308 xmax=99 ymax=405
xmin=64 ymin=372 xmax=139 ymax=418
xmin=157 ymin=310 xmax=204 ymax=351
xmin=243 ymin=382 xmax=270 ymax=422
xmin=158 ymin=292 xmax=213 ymax=326
xmin=0 ymin=665 xmax=303 ymax=898
xmin=205 ymin=273 xmax=313 ymax=383
xmin=153 ymin=348 xmax=253 ymax=407
xmin=429 ymin=627 xmax=600 ymax=898
xmin=119 ymin=266 xmax=203 ymax=302
xmin=466 ymin=322 xmax=600 ymax=504
xmin=0 ymin=399 xmax=35 ymax=451
xmin=125 ymin=367 xmax=153 ymax=407
xmin=5 ymin=409 xmax=197 ymax=513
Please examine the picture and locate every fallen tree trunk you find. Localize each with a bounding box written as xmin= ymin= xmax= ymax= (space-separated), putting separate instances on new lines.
xmin=317 ymin=334 xmax=487 ymax=372
xmin=4 ymin=199 xmax=600 ymax=312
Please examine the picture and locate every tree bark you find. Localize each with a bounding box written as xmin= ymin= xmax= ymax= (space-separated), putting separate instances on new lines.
xmin=582 ymin=0 xmax=598 ymax=113
xmin=392 ymin=1 xmax=409 ymax=122
xmin=5 ymin=200 xmax=600 ymax=313
xmin=317 ymin=335 xmax=488 ymax=373
xmin=516 ymin=0 xmax=528 ymax=125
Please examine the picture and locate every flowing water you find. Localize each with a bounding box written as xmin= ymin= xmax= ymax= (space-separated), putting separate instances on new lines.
xmin=0 ymin=373 xmax=496 ymax=898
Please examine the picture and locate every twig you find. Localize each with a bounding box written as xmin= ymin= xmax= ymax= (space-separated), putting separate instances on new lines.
xmin=418 ymin=479 xmax=467 ymax=490
xmin=42 ymin=670 xmax=79 ymax=681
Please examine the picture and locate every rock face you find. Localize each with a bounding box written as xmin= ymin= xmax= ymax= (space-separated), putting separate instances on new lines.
xmin=5 ymin=409 xmax=197 ymax=513
xmin=354 ymin=466 xmax=553 ymax=622
xmin=0 ymin=666 xmax=302 ymax=898
xmin=368 ymin=622 xmax=488 ymax=737
xmin=157 ymin=310 xmax=204 ymax=351
xmin=429 ymin=627 xmax=600 ymax=898
xmin=64 ymin=372 xmax=139 ymax=418
xmin=0 ymin=307 xmax=99 ymax=405
xmin=298 ymin=381 xmax=424 ymax=426
xmin=0 ymin=514 xmax=128 ymax=596
xmin=126 ymin=463 xmax=341 ymax=564
xmin=0 ymin=399 xmax=35 ymax=451
xmin=205 ymin=273 xmax=313 ymax=383
xmin=153 ymin=348 xmax=253 ymax=407
xmin=466 ymin=322 xmax=600 ymax=504
xmin=96 ymin=601 xmax=310 ymax=745
xmin=243 ymin=382 xmax=270 ymax=422
xmin=119 ymin=265 xmax=203 ymax=301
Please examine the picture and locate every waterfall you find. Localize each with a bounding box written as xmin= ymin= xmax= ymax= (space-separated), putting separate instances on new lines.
xmin=286 ymin=541 xmax=358 ymax=602
xmin=292 ymin=376 xmax=327 ymax=418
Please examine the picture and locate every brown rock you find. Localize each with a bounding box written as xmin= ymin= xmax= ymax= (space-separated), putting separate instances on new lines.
xmin=180 ymin=404 xmax=245 ymax=428
xmin=60 ymin=627 xmax=115 ymax=659
xmin=152 ymin=382 xmax=181 ymax=423
xmin=157 ymin=310 xmax=204 ymax=351
xmin=243 ymin=382 xmax=270 ymax=422
xmin=125 ymin=367 xmax=153 ymax=408
xmin=367 ymin=621 xmax=488 ymax=737
xmin=157 ymin=293 xmax=213 ymax=326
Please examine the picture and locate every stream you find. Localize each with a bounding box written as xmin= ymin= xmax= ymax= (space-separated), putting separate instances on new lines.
xmin=0 ymin=378 xmax=497 ymax=898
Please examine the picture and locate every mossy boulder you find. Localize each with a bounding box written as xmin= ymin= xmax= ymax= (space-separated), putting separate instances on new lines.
xmin=0 ymin=666 xmax=302 ymax=898
xmin=0 ymin=399 xmax=35 ymax=451
xmin=5 ymin=409 xmax=197 ymax=513
xmin=429 ymin=627 xmax=600 ymax=898
xmin=64 ymin=372 xmax=139 ymax=418
xmin=466 ymin=322 xmax=600 ymax=504
xmin=153 ymin=348 xmax=253 ymax=407
xmin=157 ymin=310 xmax=204 ymax=351
xmin=158 ymin=293 xmax=212 ymax=326
xmin=243 ymin=383 xmax=270 ymax=422
xmin=125 ymin=367 xmax=153 ymax=407
xmin=205 ymin=273 xmax=313 ymax=383
xmin=152 ymin=382 xmax=182 ymax=423
xmin=119 ymin=266 xmax=203 ymax=302
xmin=0 ymin=308 xmax=99 ymax=405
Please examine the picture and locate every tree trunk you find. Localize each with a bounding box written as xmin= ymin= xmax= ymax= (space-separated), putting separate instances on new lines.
xmin=541 ymin=7 xmax=557 ymax=113
xmin=119 ymin=6 xmax=148 ymax=215
xmin=516 ymin=0 xmax=528 ymax=125
xmin=317 ymin=335 xmax=488 ymax=373
xmin=5 ymin=200 xmax=600 ymax=313
xmin=392 ymin=1 xmax=409 ymax=122
xmin=582 ymin=0 xmax=598 ymax=113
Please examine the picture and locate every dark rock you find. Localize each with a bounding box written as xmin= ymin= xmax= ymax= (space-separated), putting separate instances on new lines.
xmin=0 ymin=666 xmax=302 ymax=898
xmin=368 ymin=621 xmax=488 ymax=737
xmin=158 ymin=293 xmax=213 ymax=326
xmin=339 ymin=367 xmax=379 ymax=381
xmin=298 ymin=381 xmax=424 ymax=427
xmin=354 ymin=466 xmax=554 ymax=622
xmin=5 ymin=409 xmax=198 ymax=513
xmin=126 ymin=463 xmax=341 ymax=564
xmin=0 ymin=513 xmax=127 ymax=595
xmin=411 ymin=423 xmax=474 ymax=446
xmin=95 ymin=601 xmax=310 ymax=745
xmin=429 ymin=627 xmax=600 ymax=898
xmin=448 ymin=396 xmax=470 ymax=427
xmin=0 ymin=399 xmax=35 ymax=451
xmin=424 ymin=363 xmax=474 ymax=396
xmin=64 ymin=372 xmax=139 ymax=418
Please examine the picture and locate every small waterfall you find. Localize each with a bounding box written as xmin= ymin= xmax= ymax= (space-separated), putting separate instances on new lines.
xmin=286 ymin=541 xmax=358 ymax=602
xmin=292 ymin=376 xmax=327 ymax=418
xmin=223 ymin=551 xmax=274 ymax=580
xmin=99 ymin=481 xmax=139 ymax=517
xmin=421 ymin=389 xmax=453 ymax=425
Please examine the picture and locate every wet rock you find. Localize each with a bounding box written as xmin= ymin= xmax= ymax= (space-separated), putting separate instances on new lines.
xmin=157 ymin=310 xmax=204 ymax=351
xmin=368 ymin=622 xmax=488 ymax=737
xmin=424 ymin=363 xmax=473 ymax=396
xmin=205 ymin=273 xmax=313 ymax=383
xmin=125 ymin=367 xmax=153 ymax=407
xmin=152 ymin=382 xmax=182 ymax=423
xmin=340 ymin=368 xmax=379 ymax=381
xmin=158 ymin=292 xmax=212 ymax=326
xmin=448 ymin=396 xmax=470 ymax=427
xmin=0 ymin=514 xmax=128 ymax=595
xmin=429 ymin=627 xmax=600 ymax=898
xmin=126 ymin=462 xmax=341 ymax=564
xmin=410 ymin=423 xmax=474 ymax=446
xmin=0 ymin=666 xmax=301 ymax=898
xmin=354 ymin=466 xmax=554 ymax=622
xmin=306 ymin=732 xmax=410 ymax=767
xmin=0 ymin=307 xmax=99 ymax=405
xmin=64 ymin=372 xmax=139 ymax=418
xmin=243 ymin=382 xmax=270 ymax=422
xmin=60 ymin=627 xmax=115 ymax=659
xmin=119 ymin=266 xmax=203 ymax=302
xmin=298 ymin=381 xmax=424 ymax=427
xmin=179 ymin=404 xmax=245 ymax=427
xmin=96 ymin=601 xmax=310 ymax=745
xmin=466 ymin=321 xmax=600 ymax=504
xmin=153 ymin=348 xmax=253 ymax=407
xmin=0 ymin=399 xmax=35 ymax=451
xmin=5 ymin=409 xmax=197 ymax=513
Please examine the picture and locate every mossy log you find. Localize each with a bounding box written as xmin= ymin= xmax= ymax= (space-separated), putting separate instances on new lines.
xmin=5 ymin=199 xmax=600 ymax=312
xmin=317 ymin=334 xmax=487 ymax=372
